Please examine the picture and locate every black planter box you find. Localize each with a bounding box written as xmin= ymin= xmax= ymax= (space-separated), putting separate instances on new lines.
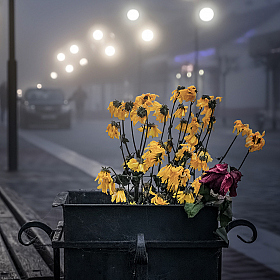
xmin=52 ymin=190 xmax=228 ymax=280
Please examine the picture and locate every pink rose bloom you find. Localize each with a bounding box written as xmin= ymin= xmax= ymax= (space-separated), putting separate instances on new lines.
xmin=199 ymin=163 xmax=242 ymax=197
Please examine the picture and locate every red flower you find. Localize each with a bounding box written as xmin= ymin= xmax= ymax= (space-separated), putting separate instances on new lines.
xmin=199 ymin=163 xmax=242 ymax=197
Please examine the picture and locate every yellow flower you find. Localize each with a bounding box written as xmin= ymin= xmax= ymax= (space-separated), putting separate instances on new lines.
xmin=175 ymin=119 xmax=188 ymax=132
xmin=157 ymin=165 xmax=190 ymax=192
xmin=190 ymin=151 xmax=212 ymax=171
xmin=174 ymin=191 xmax=195 ymax=204
xmin=130 ymin=105 xmax=151 ymax=126
xmin=95 ymin=169 xmax=115 ymax=195
xmin=111 ymin=189 xmax=126 ymax=203
xmin=142 ymin=141 xmax=166 ymax=168
xmin=127 ymin=158 xmax=147 ymax=173
xmin=107 ymin=100 xmax=122 ymax=118
xmin=150 ymin=191 xmax=169 ymax=205
xmin=134 ymin=93 xmax=159 ymax=107
xmin=170 ymin=86 xmax=197 ymax=103
xmin=175 ymin=144 xmax=194 ymax=161
xmin=187 ymin=117 xmax=201 ymax=135
xmin=191 ymin=176 xmax=202 ymax=194
xmin=196 ymin=95 xmax=220 ymax=130
xmin=106 ymin=121 xmax=120 ymax=139
xmin=138 ymin=124 xmax=162 ymax=138
xmin=153 ymin=104 xmax=170 ymax=123
xmin=173 ymin=104 xmax=188 ymax=118
xmin=184 ymin=134 xmax=199 ymax=147
xmin=245 ymin=131 xmax=265 ymax=152
xmin=233 ymin=120 xmax=252 ymax=136
xmin=179 ymin=86 xmax=197 ymax=103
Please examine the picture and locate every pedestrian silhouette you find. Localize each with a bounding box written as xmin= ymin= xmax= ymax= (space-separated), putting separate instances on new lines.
xmin=70 ymin=85 xmax=87 ymax=120
xmin=0 ymin=82 xmax=7 ymax=123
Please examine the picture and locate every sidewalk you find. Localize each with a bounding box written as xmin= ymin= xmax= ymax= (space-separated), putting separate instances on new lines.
xmin=0 ymin=124 xmax=279 ymax=279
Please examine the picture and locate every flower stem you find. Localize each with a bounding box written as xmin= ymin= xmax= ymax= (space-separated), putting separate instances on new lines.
xmin=130 ymin=120 xmax=137 ymax=153
xmin=238 ymin=150 xmax=249 ymax=170
xmin=219 ymin=135 xmax=238 ymax=163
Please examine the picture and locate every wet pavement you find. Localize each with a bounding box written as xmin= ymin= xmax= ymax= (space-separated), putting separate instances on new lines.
xmin=0 ymin=122 xmax=279 ymax=279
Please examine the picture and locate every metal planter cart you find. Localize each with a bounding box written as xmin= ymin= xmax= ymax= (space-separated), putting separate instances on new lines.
xmin=18 ymin=190 xmax=257 ymax=280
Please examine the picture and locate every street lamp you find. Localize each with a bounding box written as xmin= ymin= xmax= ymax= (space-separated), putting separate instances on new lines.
xmin=57 ymin=53 xmax=65 ymax=62
xmin=199 ymin=7 xmax=214 ymax=22
xmin=93 ymin=29 xmax=103 ymax=41
xmin=127 ymin=9 xmax=140 ymax=21
xmin=193 ymin=6 xmax=214 ymax=92
xmin=141 ymin=29 xmax=154 ymax=42
xmin=79 ymin=58 xmax=88 ymax=66
xmin=50 ymin=72 xmax=58 ymax=79
xmin=70 ymin=44 xmax=79 ymax=54
xmin=65 ymin=65 xmax=74 ymax=73
xmin=105 ymin=46 xmax=116 ymax=57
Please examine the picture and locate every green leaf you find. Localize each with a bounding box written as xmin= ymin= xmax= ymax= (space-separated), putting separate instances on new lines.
xmin=218 ymin=200 xmax=233 ymax=228
xmin=184 ymin=201 xmax=204 ymax=218
xmin=215 ymin=227 xmax=229 ymax=245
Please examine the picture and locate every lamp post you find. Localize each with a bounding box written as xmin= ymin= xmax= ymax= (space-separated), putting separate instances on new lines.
xmin=7 ymin=0 xmax=17 ymax=171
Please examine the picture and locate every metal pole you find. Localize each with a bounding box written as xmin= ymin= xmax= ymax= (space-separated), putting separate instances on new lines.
xmin=7 ymin=0 xmax=18 ymax=171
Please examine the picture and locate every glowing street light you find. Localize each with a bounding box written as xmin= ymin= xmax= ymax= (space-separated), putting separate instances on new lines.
xmin=93 ymin=29 xmax=103 ymax=41
xmin=70 ymin=44 xmax=79 ymax=54
xmin=127 ymin=9 xmax=140 ymax=21
xmin=79 ymin=58 xmax=88 ymax=66
xmin=57 ymin=53 xmax=65 ymax=61
xmin=176 ymin=73 xmax=181 ymax=79
xmin=105 ymin=46 xmax=115 ymax=56
xmin=199 ymin=7 xmax=214 ymax=22
xmin=50 ymin=72 xmax=58 ymax=79
xmin=37 ymin=83 xmax=42 ymax=89
xmin=65 ymin=65 xmax=74 ymax=73
xmin=141 ymin=29 xmax=154 ymax=42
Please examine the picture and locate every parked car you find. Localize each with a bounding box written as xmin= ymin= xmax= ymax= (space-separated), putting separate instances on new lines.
xmin=19 ymin=88 xmax=71 ymax=129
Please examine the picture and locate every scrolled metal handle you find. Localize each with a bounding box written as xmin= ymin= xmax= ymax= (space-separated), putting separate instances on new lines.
xmin=18 ymin=221 xmax=53 ymax=246
xmin=226 ymin=219 xmax=257 ymax=244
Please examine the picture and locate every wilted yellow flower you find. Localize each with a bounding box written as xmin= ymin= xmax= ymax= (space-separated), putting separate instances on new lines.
xmin=184 ymin=133 xmax=199 ymax=147
xmin=153 ymin=104 xmax=170 ymax=123
xmin=174 ymin=191 xmax=195 ymax=204
xmin=127 ymin=158 xmax=148 ymax=173
xmin=187 ymin=117 xmax=201 ymax=135
xmin=191 ymin=176 xmax=202 ymax=194
xmin=138 ymin=124 xmax=162 ymax=138
xmin=173 ymin=104 xmax=188 ymax=118
xmin=158 ymin=165 xmax=190 ymax=192
xmin=111 ymin=189 xmax=126 ymax=203
xmin=142 ymin=141 xmax=166 ymax=168
xmin=170 ymin=86 xmax=197 ymax=103
xmin=134 ymin=93 xmax=159 ymax=107
xmin=175 ymin=119 xmax=188 ymax=132
xmin=233 ymin=120 xmax=252 ymax=136
xmin=245 ymin=131 xmax=265 ymax=152
xmin=95 ymin=169 xmax=115 ymax=195
xmin=107 ymin=100 xmax=122 ymax=118
xmin=130 ymin=105 xmax=150 ymax=126
xmin=106 ymin=121 xmax=120 ymax=139
xmin=190 ymin=151 xmax=212 ymax=171
xmin=150 ymin=191 xmax=169 ymax=205
xmin=175 ymin=144 xmax=194 ymax=161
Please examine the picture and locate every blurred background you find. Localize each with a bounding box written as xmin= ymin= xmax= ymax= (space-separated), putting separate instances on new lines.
xmin=0 ymin=0 xmax=279 ymax=129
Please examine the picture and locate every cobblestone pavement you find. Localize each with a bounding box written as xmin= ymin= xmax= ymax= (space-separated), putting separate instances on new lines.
xmin=0 ymin=124 xmax=279 ymax=279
